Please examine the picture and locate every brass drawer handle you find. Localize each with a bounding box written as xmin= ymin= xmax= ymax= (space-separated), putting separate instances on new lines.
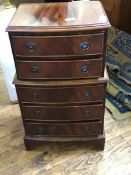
xmin=32 ymin=92 xmax=38 ymax=98
xmin=31 ymin=66 xmax=39 ymax=73
xmin=81 ymin=41 xmax=89 ymax=50
xmin=27 ymin=42 xmax=36 ymax=52
xmin=80 ymin=65 xmax=88 ymax=73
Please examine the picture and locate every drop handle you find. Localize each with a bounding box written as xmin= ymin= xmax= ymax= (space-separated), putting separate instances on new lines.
xmin=84 ymin=126 xmax=90 ymax=134
xmin=38 ymin=126 xmax=45 ymax=134
xmin=84 ymin=91 xmax=91 ymax=98
xmin=84 ymin=110 xmax=91 ymax=118
xmin=27 ymin=42 xmax=36 ymax=52
xmin=34 ymin=110 xmax=41 ymax=117
xmin=31 ymin=66 xmax=39 ymax=73
xmin=32 ymin=92 xmax=38 ymax=98
xmin=80 ymin=41 xmax=89 ymax=50
xmin=80 ymin=65 xmax=88 ymax=73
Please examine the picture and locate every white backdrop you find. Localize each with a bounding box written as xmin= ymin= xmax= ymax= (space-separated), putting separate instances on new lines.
xmin=0 ymin=7 xmax=17 ymax=102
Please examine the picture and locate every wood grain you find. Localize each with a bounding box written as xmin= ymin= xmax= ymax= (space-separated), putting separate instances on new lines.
xmin=0 ymin=68 xmax=131 ymax=174
xmin=1 ymin=2 xmax=131 ymax=174
xmin=15 ymin=58 xmax=103 ymax=80
xmin=12 ymin=34 xmax=104 ymax=57
xmin=105 ymin=119 xmax=131 ymax=142
xmin=1 ymin=67 xmax=131 ymax=174
xmin=15 ymin=83 xmax=106 ymax=104
xmin=24 ymin=122 xmax=102 ymax=136
xmin=6 ymin=1 xmax=110 ymax=32
xmin=122 ymin=130 xmax=131 ymax=145
xmin=21 ymin=104 xmax=104 ymax=122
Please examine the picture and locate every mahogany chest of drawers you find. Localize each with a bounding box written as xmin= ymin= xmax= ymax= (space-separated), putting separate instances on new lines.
xmin=6 ymin=1 xmax=110 ymax=150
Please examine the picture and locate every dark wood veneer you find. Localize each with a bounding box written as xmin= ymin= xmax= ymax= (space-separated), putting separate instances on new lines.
xmin=16 ymin=84 xmax=105 ymax=104
xmin=24 ymin=133 xmax=105 ymax=150
xmin=16 ymin=58 xmax=103 ymax=80
xmin=7 ymin=1 xmax=110 ymax=150
xmin=12 ymin=34 xmax=104 ymax=57
xmin=21 ymin=104 xmax=104 ymax=121
xmin=6 ymin=1 xmax=110 ymax=33
xmin=25 ymin=122 xmax=102 ymax=136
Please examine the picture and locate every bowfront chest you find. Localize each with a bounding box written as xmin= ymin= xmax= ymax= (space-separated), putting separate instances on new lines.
xmin=6 ymin=1 xmax=110 ymax=150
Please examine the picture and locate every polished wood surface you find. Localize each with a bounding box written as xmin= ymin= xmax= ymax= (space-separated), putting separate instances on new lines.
xmin=1 ymin=66 xmax=131 ymax=174
xmin=7 ymin=1 xmax=110 ymax=150
xmin=101 ymin=0 xmax=122 ymax=27
xmin=24 ymin=133 xmax=105 ymax=150
xmin=22 ymin=104 xmax=104 ymax=121
xmin=6 ymin=1 xmax=110 ymax=32
xmin=101 ymin=0 xmax=131 ymax=33
xmin=16 ymin=83 xmax=106 ymax=104
xmin=12 ymin=34 xmax=104 ymax=57
xmin=16 ymin=58 xmax=103 ymax=80
xmin=25 ymin=122 xmax=102 ymax=136
xmin=13 ymin=74 xmax=107 ymax=86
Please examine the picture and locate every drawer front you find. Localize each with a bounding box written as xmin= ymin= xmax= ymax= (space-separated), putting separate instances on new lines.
xmin=22 ymin=104 xmax=104 ymax=121
xmin=16 ymin=85 xmax=105 ymax=104
xmin=12 ymin=34 xmax=104 ymax=57
xmin=25 ymin=122 xmax=102 ymax=136
xmin=16 ymin=59 xmax=103 ymax=80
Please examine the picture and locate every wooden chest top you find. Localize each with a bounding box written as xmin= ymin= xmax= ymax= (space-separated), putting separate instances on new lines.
xmin=6 ymin=1 xmax=110 ymax=33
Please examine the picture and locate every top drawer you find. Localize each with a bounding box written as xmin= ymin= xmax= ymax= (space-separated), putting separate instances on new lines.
xmin=11 ymin=34 xmax=104 ymax=57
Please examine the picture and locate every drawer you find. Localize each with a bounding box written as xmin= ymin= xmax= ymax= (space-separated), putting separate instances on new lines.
xmin=16 ymin=59 xmax=103 ymax=80
xmin=12 ymin=34 xmax=104 ymax=57
xmin=16 ymin=84 xmax=105 ymax=104
xmin=25 ymin=122 xmax=102 ymax=136
xmin=22 ymin=104 xmax=104 ymax=121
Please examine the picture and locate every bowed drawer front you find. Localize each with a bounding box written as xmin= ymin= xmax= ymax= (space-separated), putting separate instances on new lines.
xmin=16 ymin=84 xmax=105 ymax=104
xmin=12 ymin=34 xmax=104 ymax=57
xmin=25 ymin=122 xmax=102 ymax=136
xmin=21 ymin=104 xmax=104 ymax=121
xmin=15 ymin=58 xmax=103 ymax=80
xmin=6 ymin=1 xmax=110 ymax=150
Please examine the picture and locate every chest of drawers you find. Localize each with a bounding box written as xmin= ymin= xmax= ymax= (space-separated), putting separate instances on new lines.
xmin=6 ymin=1 xmax=110 ymax=150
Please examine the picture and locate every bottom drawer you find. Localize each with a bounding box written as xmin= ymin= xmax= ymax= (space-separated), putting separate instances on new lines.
xmin=25 ymin=122 xmax=102 ymax=136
